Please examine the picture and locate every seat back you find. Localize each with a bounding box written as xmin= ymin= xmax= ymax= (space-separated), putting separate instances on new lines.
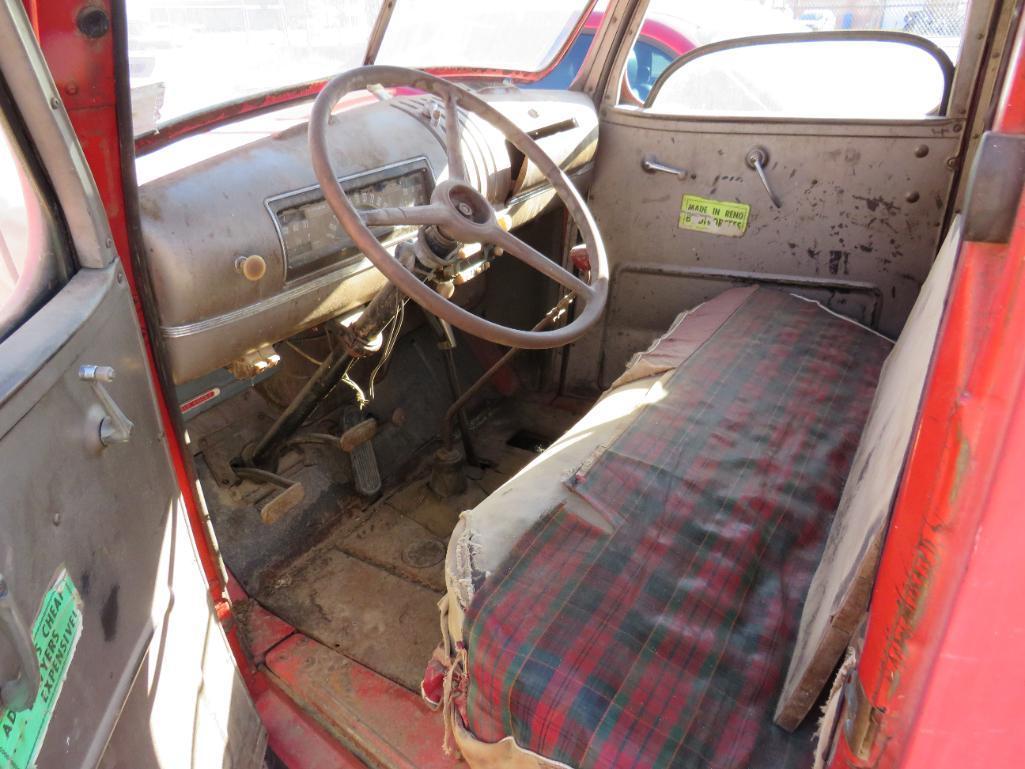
xmin=775 ymin=217 xmax=963 ymax=729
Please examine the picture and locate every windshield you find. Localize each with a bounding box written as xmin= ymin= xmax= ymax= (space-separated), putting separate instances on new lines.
xmin=375 ymin=0 xmax=599 ymax=73
xmin=127 ymin=0 xmax=595 ymax=136
xmin=127 ymin=0 xmax=383 ymax=132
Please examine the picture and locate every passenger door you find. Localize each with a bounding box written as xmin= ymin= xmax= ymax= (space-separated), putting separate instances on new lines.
xmin=568 ymin=0 xmax=992 ymax=390
xmin=0 ymin=4 xmax=262 ymax=767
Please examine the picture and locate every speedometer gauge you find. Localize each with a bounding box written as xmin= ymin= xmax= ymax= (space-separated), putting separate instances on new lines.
xmin=266 ymin=158 xmax=433 ymax=283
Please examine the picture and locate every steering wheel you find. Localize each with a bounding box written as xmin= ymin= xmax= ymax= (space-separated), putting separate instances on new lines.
xmin=309 ymin=65 xmax=609 ymax=350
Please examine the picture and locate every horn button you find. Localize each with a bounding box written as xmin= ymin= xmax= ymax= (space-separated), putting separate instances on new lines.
xmin=438 ymin=181 xmax=493 ymax=226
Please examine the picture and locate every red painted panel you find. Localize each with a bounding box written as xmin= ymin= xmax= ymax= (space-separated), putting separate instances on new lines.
xmin=828 ymin=18 xmax=1025 ymax=769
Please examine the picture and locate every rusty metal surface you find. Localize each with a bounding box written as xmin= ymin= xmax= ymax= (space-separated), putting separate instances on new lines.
xmin=235 ymin=598 xmax=295 ymax=665
xmin=257 ymin=541 xmax=443 ymax=691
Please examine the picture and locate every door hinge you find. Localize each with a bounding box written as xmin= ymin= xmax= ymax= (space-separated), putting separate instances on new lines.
xmin=963 ymin=132 xmax=1025 ymax=244
xmin=844 ymin=674 xmax=885 ymax=760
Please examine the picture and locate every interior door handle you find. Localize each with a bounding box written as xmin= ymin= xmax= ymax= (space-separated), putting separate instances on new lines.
xmin=0 ymin=574 xmax=40 ymax=712
xmin=641 ymin=155 xmax=689 ymax=179
xmin=745 ymin=147 xmax=782 ymax=208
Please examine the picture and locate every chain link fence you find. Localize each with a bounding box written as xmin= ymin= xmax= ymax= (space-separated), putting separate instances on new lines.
xmin=786 ymin=0 xmax=969 ymax=36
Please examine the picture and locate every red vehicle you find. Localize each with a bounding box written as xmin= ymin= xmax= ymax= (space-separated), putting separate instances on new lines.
xmin=0 ymin=1 xmax=1024 ymax=769
xmin=531 ymin=11 xmax=695 ymax=97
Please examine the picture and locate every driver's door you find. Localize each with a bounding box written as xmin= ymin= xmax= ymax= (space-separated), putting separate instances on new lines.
xmin=0 ymin=3 xmax=262 ymax=767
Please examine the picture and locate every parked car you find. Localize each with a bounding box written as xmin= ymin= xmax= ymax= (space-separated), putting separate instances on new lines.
xmin=530 ymin=11 xmax=694 ymax=99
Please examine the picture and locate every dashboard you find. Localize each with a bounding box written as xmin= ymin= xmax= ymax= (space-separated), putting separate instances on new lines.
xmin=138 ymin=88 xmax=599 ymax=384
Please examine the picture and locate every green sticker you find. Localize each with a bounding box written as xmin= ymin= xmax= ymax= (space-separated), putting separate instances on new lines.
xmin=679 ymin=195 xmax=750 ymax=237
xmin=0 ymin=571 xmax=82 ymax=769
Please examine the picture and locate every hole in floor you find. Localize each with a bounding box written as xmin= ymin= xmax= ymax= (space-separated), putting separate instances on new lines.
xmin=506 ymin=429 xmax=555 ymax=454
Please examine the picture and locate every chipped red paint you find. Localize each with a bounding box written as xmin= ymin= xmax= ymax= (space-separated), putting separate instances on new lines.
xmin=256 ymin=683 xmax=369 ymax=769
xmin=265 ymin=635 xmax=460 ymax=769
xmin=827 ymin=19 xmax=1025 ymax=769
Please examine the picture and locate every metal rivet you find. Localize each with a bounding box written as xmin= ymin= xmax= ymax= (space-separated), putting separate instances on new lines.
xmin=914 ymin=145 xmax=929 ymax=158
xmin=76 ymin=6 xmax=110 ymax=39
xmin=946 ymin=156 xmax=959 ymax=169
xmin=105 ymin=237 xmax=113 ymax=248
xmin=49 ymin=96 xmax=60 ymax=109
xmin=953 ymin=123 xmax=963 ymax=133
xmin=52 ymin=512 xmax=61 ymax=526
xmin=65 ymin=82 xmax=79 ymax=96
xmin=116 ymin=269 xmax=124 ymax=284
xmin=905 ymin=191 xmax=920 ymax=204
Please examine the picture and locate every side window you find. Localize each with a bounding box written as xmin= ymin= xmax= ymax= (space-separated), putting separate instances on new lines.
xmin=629 ymin=0 xmax=970 ymax=120
xmin=627 ymin=39 xmax=676 ymax=100
xmin=0 ymin=106 xmax=69 ymax=342
xmin=530 ymin=31 xmax=596 ymax=90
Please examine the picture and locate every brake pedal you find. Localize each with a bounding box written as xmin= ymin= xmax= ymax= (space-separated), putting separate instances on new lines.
xmin=344 ymin=406 xmax=381 ymax=499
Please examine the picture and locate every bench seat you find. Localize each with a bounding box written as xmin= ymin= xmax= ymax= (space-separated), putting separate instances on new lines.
xmin=431 ymin=286 xmax=892 ymax=769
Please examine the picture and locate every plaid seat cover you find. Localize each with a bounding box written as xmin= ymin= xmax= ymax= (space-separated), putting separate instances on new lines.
xmin=463 ymin=289 xmax=891 ymax=769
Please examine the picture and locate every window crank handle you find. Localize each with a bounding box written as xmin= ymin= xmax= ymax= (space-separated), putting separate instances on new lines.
xmin=745 ymin=147 xmax=782 ymax=209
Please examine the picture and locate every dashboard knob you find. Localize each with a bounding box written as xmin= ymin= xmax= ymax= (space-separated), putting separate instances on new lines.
xmin=235 ymin=254 xmax=267 ymax=282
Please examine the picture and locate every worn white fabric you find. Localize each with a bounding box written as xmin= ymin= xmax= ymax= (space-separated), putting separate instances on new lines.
xmin=776 ymin=217 xmax=962 ymax=728
xmin=445 ymin=370 xmax=671 ymax=645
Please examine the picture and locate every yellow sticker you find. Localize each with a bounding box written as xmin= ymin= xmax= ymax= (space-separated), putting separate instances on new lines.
xmin=678 ymin=195 xmax=750 ymax=237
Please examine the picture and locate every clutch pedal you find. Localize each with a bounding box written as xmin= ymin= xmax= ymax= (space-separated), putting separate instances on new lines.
xmin=344 ymin=406 xmax=382 ymax=499
xmin=233 ymin=466 xmax=305 ymax=525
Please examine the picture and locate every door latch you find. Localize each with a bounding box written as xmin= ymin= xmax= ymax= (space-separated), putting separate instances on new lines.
xmin=641 ymin=155 xmax=689 ymax=179
xmin=79 ymin=365 xmax=134 ymax=446
xmin=745 ymin=147 xmax=782 ymax=208
xmin=0 ymin=574 xmax=40 ymax=712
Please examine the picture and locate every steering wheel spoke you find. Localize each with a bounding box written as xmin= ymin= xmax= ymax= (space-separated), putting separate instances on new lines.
xmin=490 ymin=227 xmax=595 ymax=300
xmin=444 ymin=92 xmax=466 ymax=182
xmin=360 ymin=204 xmax=448 ymax=227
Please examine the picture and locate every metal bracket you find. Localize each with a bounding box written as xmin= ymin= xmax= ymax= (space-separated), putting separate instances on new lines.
xmin=963 ymin=132 xmax=1025 ymax=244
xmin=78 ymin=365 xmax=134 ymax=446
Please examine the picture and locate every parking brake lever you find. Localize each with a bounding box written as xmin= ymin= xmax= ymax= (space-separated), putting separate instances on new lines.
xmin=745 ymin=147 xmax=782 ymax=209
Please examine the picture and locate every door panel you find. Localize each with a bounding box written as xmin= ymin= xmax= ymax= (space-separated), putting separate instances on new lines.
xmin=0 ymin=265 xmax=183 ymax=765
xmin=570 ymin=111 xmax=959 ymax=389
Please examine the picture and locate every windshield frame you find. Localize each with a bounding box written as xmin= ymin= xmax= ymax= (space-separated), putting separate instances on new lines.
xmin=133 ymin=0 xmax=601 ymax=156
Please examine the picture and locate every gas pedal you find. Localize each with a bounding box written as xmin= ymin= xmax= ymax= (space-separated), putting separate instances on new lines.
xmin=344 ymin=406 xmax=381 ymax=499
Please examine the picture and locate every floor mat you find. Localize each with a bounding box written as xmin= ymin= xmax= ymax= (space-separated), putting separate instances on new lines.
xmin=463 ymin=289 xmax=892 ymax=769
